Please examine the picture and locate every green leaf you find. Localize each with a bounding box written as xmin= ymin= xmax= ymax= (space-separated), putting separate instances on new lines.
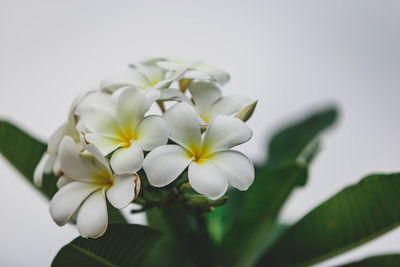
xmin=52 ymin=224 xmax=161 ymax=267
xmin=0 ymin=120 xmax=58 ymax=198
xmin=145 ymin=204 xmax=218 ymax=267
xmin=206 ymin=107 xmax=338 ymax=244
xmin=266 ymin=106 xmax=337 ymax=167
xmin=220 ymin=162 xmax=308 ymax=266
xmin=257 ymin=173 xmax=400 ymax=267
xmin=338 ymin=254 xmax=400 ymax=267
xmin=0 ymin=120 xmax=126 ymax=223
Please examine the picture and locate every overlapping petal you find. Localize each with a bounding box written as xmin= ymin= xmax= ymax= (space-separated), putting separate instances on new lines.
xmin=163 ymin=102 xmax=202 ymax=151
xmin=136 ymin=115 xmax=169 ymax=151
xmin=106 ymin=174 xmax=140 ymax=209
xmin=203 ymin=115 xmax=252 ymax=153
xmin=77 ymin=188 xmax=108 ymax=238
xmin=211 ymin=150 xmax=254 ymax=191
xmin=116 ymin=87 xmax=149 ymax=130
xmin=110 ymin=142 xmax=144 ymax=175
xmin=188 ymin=160 xmax=228 ymax=200
xmin=143 ymin=145 xmax=192 ymax=187
xmin=59 ymin=137 xmax=107 ymax=182
xmin=211 ymin=95 xmax=251 ymax=117
xmin=50 ymin=181 xmax=102 ymax=226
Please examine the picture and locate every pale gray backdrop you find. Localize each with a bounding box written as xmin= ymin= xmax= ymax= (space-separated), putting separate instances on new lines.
xmin=0 ymin=0 xmax=399 ymax=266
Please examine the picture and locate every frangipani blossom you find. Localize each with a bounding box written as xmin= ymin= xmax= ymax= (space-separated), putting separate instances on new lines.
xmin=34 ymin=90 xmax=117 ymax=187
xmin=80 ymin=87 xmax=169 ymax=175
xmin=50 ymin=136 xmax=140 ymax=238
xmin=143 ymin=102 xmax=254 ymax=199
xmin=101 ymin=59 xmax=187 ymax=101
xmin=189 ymin=81 xmax=254 ymax=124
xmin=157 ymin=58 xmax=230 ymax=86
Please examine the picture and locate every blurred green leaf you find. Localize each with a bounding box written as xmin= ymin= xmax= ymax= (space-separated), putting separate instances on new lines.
xmin=145 ymin=204 xmax=218 ymax=267
xmin=220 ymin=161 xmax=308 ymax=266
xmin=0 ymin=120 xmax=57 ymax=198
xmin=0 ymin=120 xmax=126 ymax=223
xmin=52 ymin=224 xmax=160 ymax=267
xmin=207 ymin=107 xmax=338 ymax=244
xmin=338 ymin=254 xmax=400 ymax=267
xmin=257 ymin=173 xmax=400 ymax=267
xmin=266 ymin=107 xmax=337 ymax=167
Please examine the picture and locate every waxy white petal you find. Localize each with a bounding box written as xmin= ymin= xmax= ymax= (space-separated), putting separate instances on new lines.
xmin=203 ymin=115 xmax=252 ymax=152
xmin=77 ymin=188 xmax=108 ymax=238
xmin=59 ymin=137 xmax=106 ymax=182
xmin=211 ymin=95 xmax=251 ymax=117
xmin=33 ymin=152 xmax=54 ymax=187
xmin=188 ymin=161 xmax=228 ymax=200
xmin=189 ymin=81 xmax=222 ymax=114
xmin=106 ymin=174 xmax=140 ymax=209
xmin=48 ymin=123 xmax=69 ymax=153
xmin=56 ymin=175 xmax=73 ymax=189
xmin=136 ymin=115 xmax=169 ymax=151
xmin=144 ymin=145 xmax=191 ymax=187
xmin=159 ymin=88 xmax=190 ymax=102
xmin=83 ymin=133 xmax=122 ymax=156
xmin=50 ymin=181 xmax=102 ymax=226
xmin=80 ymin=107 xmax=121 ymax=139
xmin=163 ymin=102 xmax=201 ymax=151
xmin=85 ymin=142 xmax=112 ymax=174
xmin=116 ymin=87 xmax=149 ymax=130
xmin=75 ymin=91 xmax=114 ymax=116
xmin=110 ymin=142 xmax=144 ymax=175
xmin=211 ymin=150 xmax=254 ymax=191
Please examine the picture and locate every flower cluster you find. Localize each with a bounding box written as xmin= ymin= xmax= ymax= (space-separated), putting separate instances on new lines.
xmin=34 ymin=57 xmax=257 ymax=238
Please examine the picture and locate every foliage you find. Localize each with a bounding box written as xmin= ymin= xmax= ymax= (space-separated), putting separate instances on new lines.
xmin=1 ymin=106 xmax=400 ymax=267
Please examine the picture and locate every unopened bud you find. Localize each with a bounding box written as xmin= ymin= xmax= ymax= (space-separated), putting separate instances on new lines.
xmin=236 ymin=100 xmax=257 ymax=122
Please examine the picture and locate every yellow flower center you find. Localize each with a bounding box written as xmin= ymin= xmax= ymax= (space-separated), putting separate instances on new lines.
xmin=187 ymin=143 xmax=211 ymax=164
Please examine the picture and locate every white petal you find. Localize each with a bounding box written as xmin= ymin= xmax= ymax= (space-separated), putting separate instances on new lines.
xmin=135 ymin=115 xmax=169 ymax=151
xmin=82 ymin=133 xmax=122 ymax=156
xmin=80 ymin=107 xmax=121 ymax=139
xmin=59 ymin=136 xmax=105 ymax=182
xmin=159 ymin=88 xmax=190 ymax=102
xmin=77 ymin=188 xmax=108 ymax=238
xmin=211 ymin=95 xmax=251 ymax=117
xmin=143 ymin=145 xmax=191 ymax=187
xmin=203 ymin=115 xmax=252 ymax=152
xmin=134 ymin=63 xmax=166 ymax=85
xmin=84 ymin=142 xmax=112 ymax=174
xmin=145 ymin=89 xmax=161 ymax=110
xmin=75 ymin=91 xmax=114 ymax=116
xmin=48 ymin=123 xmax=69 ymax=153
xmin=163 ymin=102 xmax=201 ymax=151
xmin=100 ymin=67 xmax=149 ymax=92
xmin=106 ymin=174 xmax=140 ymax=209
xmin=116 ymin=87 xmax=149 ymax=130
xmin=211 ymin=150 xmax=254 ymax=191
xmin=189 ymin=81 xmax=222 ymax=114
xmin=56 ymin=175 xmax=73 ymax=189
xmin=49 ymin=181 xmax=102 ymax=226
xmin=34 ymin=152 xmax=53 ymax=187
xmin=188 ymin=160 xmax=228 ymax=200
xmin=110 ymin=142 xmax=144 ymax=175
xmin=194 ymin=62 xmax=230 ymax=85
xmin=52 ymin=155 xmax=62 ymax=176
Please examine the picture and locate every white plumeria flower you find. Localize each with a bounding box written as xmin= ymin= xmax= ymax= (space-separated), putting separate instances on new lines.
xmin=189 ymin=81 xmax=254 ymax=124
xmin=143 ymin=102 xmax=254 ymax=199
xmin=50 ymin=136 xmax=140 ymax=238
xmin=80 ymin=87 xmax=169 ymax=175
xmin=101 ymin=59 xmax=187 ymax=101
xmin=34 ymin=90 xmax=116 ymax=187
xmin=157 ymin=58 xmax=230 ymax=86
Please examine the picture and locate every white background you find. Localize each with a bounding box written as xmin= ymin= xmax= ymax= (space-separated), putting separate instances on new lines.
xmin=1 ymin=0 xmax=399 ymax=266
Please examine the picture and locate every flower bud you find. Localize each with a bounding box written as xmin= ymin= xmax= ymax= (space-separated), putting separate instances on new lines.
xmin=236 ymin=100 xmax=257 ymax=122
